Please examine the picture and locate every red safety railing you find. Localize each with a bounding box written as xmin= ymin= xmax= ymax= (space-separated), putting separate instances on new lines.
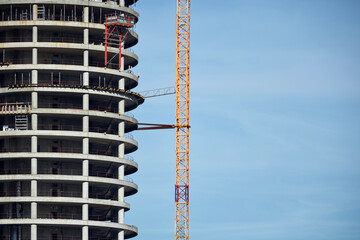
xmin=89 ymin=170 xmax=117 ymax=179
xmin=0 ymin=169 xmax=31 ymax=174
xmin=0 ymin=147 xmax=31 ymax=153
xmin=38 ymin=168 xmax=82 ymax=175
xmin=38 ymin=102 xmax=82 ymax=109
xmin=38 ymin=191 xmax=82 ymax=198
xmin=105 ymin=13 xmax=135 ymax=27
xmin=0 ymin=191 xmax=31 ymax=197
xmin=38 ymin=124 xmax=83 ymax=131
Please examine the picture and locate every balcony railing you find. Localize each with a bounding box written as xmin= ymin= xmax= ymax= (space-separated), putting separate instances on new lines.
xmin=0 ymin=191 xmax=31 ymax=197
xmin=89 ymin=170 xmax=117 ymax=179
xmin=38 ymin=124 xmax=83 ymax=131
xmin=39 ymin=36 xmax=83 ymax=44
xmin=38 ymin=168 xmax=82 ymax=175
xmin=38 ymin=102 xmax=82 ymax=109
xmin=89 ymin=149 xmax=117 ymax=157
xmin=37 ymin=213 xmax=82 ymax=220
xmin=41 ymin=146 xmax=83 ymax=154
xmin=0 ymin=169 xmax=31 ymax=174
xmin=0 ymin=147 xmax=31 ymax=153
xmin=38 ymin=191 xmax=82 ymax=198
xmin=89 ymin=126 xmax=118 ymax=135
xmin=89 ymin=105 xmax=118 ymax=114
xmin=0 ymin=213 xmax=31 ymax=219
xmin=89 ymin=193 xmax=117 ymax=201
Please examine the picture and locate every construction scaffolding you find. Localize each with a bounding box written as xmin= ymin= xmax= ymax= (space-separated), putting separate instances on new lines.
xmin=104 ymin=13 xmax=135 ymax=70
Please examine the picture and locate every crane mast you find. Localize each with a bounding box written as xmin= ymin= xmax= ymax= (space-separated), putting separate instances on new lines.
xmin=175 ymin=1 xmax=190 ymax=240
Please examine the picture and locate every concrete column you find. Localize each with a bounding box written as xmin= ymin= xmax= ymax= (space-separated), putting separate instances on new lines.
xmin=31 ymin=70 xmax=38 ymax=85
xmin=32 ymin=26 xmax=38 ymax=42
xmin=31 ymin=158 xmax=37 ymax=174
xmin=84 ymin=28 xmax=89 ymax=44
xmin=119 ymin=0 xmax=125 ymax=6
xmin=31 ymin=202 xmax=37 ymax=218
xmin=118 ymin=121 xmax=125 ymax=137
xmin=118 ymin=230 xmax=124 ymax=240
xmin=118 ymin=208 xmax=124 ymax=224
xmin=118 ymin=100 xmax=125 ymax=114
xmin=82 ymin=204 xmax=88 ymax=220
xmin=82 ymin=182 xmax=89 ymax=198
xmin=83 ymin=116 xmax=89 ymax=132
xmin=31 ymin=224 xmax=37 ymax=240
xmin=82 ymin=226 xmax=88 ymax=240
xmin=83 ymin=93 xmax=89 ymax=110
xmin=83 ymin=137 xmax=89 ymax=154
xmin=84 ymin=50 xmax=89 ymax=67
xmin=31 ymin=180 xmax=37 ymax=197
xmin=83 ymin=72 xmax=89 ymax=86
xmin=32 ymin=48 xmax=37 ymax=64
xmin=31 ymin=114 xmax=37 ymax=130
xmin=31 ymin=136 xmax=37 ymax=153
xmin=121 ymin=56 xmax=125 ymax=71
xmin=118 ymin=165 xmax=124 ymax=180
xmin=83 ymin=7 xmax=89 ymax=23
xmin=118 ymin=187 xmax=124 ymax=202
xmin=83 ymin=159 xmax=89 ymax=177
xmin=118 ymin=143 xmax=124 ymax=159
xmin=32 ymin=5 xmax=38 ymax=21
xmin=119 ymin=78 xmax=125 ymax=90
xmin=31 ymin=92 xmax=38 ymax=108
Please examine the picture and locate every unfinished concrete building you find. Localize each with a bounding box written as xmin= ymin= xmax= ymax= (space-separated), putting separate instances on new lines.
xmin=0 ymin=0 xmax=142 ymax=239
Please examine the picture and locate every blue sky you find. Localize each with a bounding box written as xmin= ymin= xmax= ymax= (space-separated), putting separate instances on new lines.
xmin=127 ymin=1 xmax=360 ymax=239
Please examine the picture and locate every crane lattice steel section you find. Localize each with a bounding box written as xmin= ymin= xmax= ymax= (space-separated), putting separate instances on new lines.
xmin=175 ymin=1 xmax=190 ymax=240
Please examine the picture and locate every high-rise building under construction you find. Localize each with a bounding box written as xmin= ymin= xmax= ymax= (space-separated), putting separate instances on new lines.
xmin=0 ymin=0 xmax=142 ymax=239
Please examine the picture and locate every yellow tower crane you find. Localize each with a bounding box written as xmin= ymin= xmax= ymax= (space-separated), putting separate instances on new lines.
xmin=122 ymin=1 xmax=191 ymax=239
xmin=175 ymin=1 xmax=190 ymax=240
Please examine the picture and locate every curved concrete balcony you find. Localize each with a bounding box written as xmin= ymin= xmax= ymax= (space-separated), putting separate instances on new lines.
xmin=0 ymin=219 xmax=138 ymax=238
xmin=0 ymin=196 xmax=131 ymax=210
xmin=0 ymin=63 xmax=139 ymax=86
xmin=0 ymin=152 xmax=137 ymax=174
xmin=1 ymin=85 xmax=143 ymax=110
xmin=0 ymin=129 xmax=137 ymax=144
xmin=0 ymin=174 xmax=138 ymax=196
xmin=0 ymin=42 xmax=138 ymax=68
xmin=0 ymin=0 xmax=140 ymax=19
